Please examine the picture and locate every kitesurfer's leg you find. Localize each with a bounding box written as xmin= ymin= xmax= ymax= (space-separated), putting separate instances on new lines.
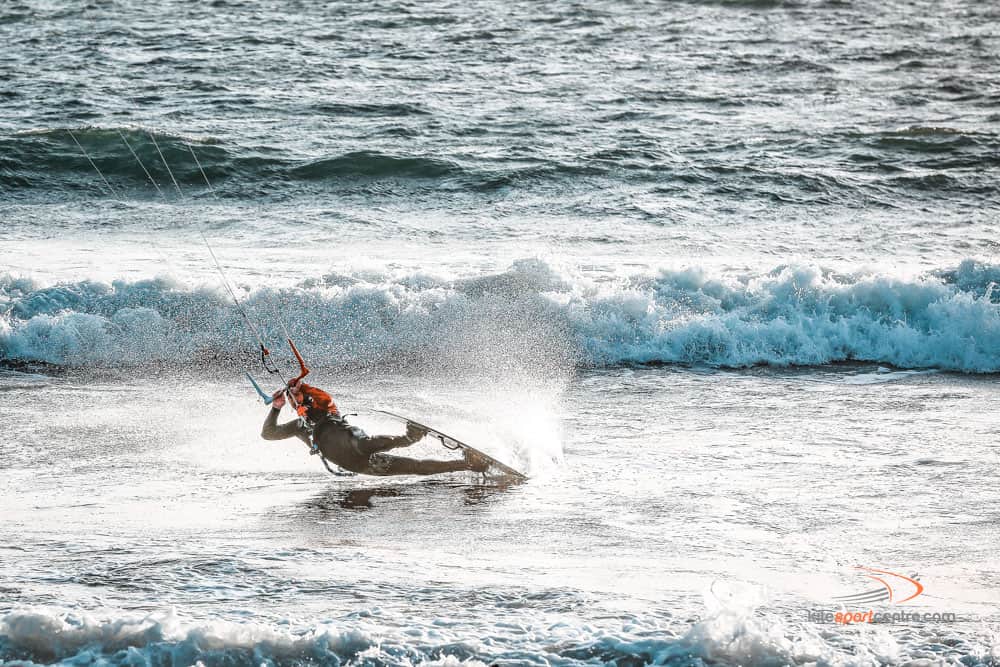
xmin=358 ymin=435 xmax=414 ymax=455
xmin=356 ymin=423 xmax=427 ymax=456
xmin=366 ymin=454 xmax=477 ymax=476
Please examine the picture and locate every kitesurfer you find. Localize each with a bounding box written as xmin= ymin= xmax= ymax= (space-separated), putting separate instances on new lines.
xmin=261 ymin=379 xmax=489 ymax=475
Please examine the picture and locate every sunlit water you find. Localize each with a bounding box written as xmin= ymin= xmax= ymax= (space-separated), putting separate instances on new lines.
xmin=3 ymin=364 xmax=999 ymax=665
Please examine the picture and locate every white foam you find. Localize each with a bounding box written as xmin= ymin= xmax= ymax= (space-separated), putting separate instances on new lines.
xmin=0 ymin=609 xmax=398 ymax=666
xmin=2 ymin=259 xmax=999 ymax=372
xmin=2 ymin=600 xmax=994 ymax=667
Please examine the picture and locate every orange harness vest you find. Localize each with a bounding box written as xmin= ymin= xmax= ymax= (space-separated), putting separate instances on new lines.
xmin=294 ymin=383 xmax=339 ymax=420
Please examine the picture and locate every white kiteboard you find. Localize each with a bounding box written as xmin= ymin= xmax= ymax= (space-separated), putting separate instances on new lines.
xmin=373 ymin=409 xmax=528 ymax=480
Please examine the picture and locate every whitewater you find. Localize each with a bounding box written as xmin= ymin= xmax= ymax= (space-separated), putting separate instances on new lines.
xmin=4 ymin=258 xmax=1000 ymax=372
xmin=3 ymin=0 xmax=1000 ymax=665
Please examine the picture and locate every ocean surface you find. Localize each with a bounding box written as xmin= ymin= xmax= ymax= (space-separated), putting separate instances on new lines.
xmin=2 ymin=0 xmax=999 ymax=665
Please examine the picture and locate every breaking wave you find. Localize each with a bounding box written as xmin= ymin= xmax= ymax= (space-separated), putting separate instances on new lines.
xmin=2 ymin=596 xmax=995 ymax=667
xmin=2 ymin=258 xmax=1000 ymax=373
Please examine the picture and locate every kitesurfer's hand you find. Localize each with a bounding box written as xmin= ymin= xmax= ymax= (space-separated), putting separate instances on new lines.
xmin=406 ymin=423 xmax=427 ymax=441
xmin=271 ymin=389 xmax=286 ymax=409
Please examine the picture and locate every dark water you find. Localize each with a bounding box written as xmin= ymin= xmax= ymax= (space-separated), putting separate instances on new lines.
xmin=3 ymin=1 xmax=999 ymax=226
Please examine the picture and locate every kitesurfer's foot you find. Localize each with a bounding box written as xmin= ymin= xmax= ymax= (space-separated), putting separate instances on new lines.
xmin=463 ymin=449 xmax=490 ymax=473
xmin=406 ymin=423 xmax=428 ymax=441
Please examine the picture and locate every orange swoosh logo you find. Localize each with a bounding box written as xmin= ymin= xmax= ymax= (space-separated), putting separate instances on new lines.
xmin=855 ymin=566 xmax=923 ymax=603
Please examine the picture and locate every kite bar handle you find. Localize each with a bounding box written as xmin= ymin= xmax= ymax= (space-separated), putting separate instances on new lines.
xmin=246 ymin=372 xmax=275 ymax=405
xmin=288 ymin=338 xmax=310 ymax=384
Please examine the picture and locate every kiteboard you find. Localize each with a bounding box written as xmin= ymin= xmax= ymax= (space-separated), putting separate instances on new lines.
xmin=373 ymin=409 xmax=528 ymax=480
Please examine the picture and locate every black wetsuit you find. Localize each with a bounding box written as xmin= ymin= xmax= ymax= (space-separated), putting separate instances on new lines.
xmin=260 ymin=408 xmax=473 ymax=476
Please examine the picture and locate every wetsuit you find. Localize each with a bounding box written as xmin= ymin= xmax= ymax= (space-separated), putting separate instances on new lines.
xmin=260 ymin=408 xmax=475 ymax=476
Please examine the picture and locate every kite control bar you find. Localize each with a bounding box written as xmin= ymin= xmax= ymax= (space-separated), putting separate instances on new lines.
xmin=246 ymin=338 xmax=310 ymax=405
xmin=288 ymin=338 xmax=310 ymax=384
xmin=246 ymin=372 xmax=274 ymax=405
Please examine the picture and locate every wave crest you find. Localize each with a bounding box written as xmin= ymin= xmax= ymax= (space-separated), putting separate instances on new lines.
xmin=2 ymin=259 xmax=999 ymax=373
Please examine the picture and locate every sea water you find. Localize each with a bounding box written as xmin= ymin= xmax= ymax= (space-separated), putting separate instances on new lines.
xmin=2 ymin=1 xmax=999 ymax=665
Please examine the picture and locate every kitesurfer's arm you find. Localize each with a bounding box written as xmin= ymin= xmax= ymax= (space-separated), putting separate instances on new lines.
xmin=260 ymin=407 xmax=306 ymax=441
xmin=260 ymin=390 xmax=309 ymax=443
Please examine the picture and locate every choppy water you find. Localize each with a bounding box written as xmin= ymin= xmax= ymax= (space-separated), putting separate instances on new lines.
xmin=2 ymin=0 xmax=999 ymax=665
